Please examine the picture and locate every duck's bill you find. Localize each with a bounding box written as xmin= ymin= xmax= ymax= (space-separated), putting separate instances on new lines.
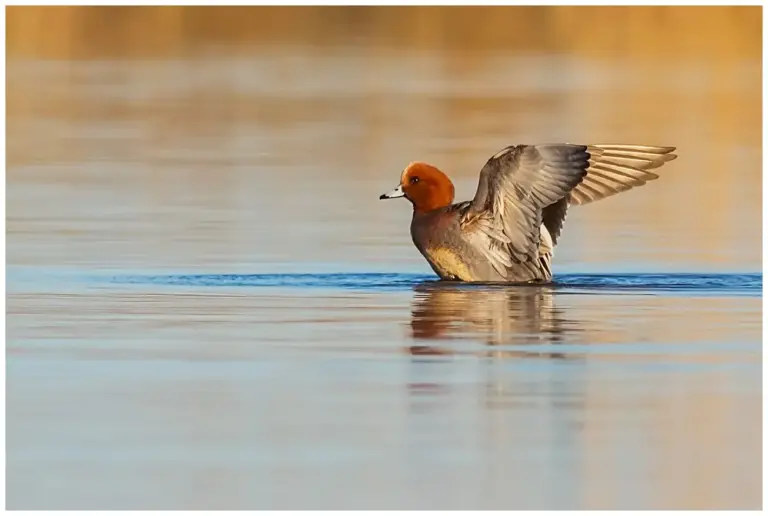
xmin=379 ymin=185 xmax=405 ymax=200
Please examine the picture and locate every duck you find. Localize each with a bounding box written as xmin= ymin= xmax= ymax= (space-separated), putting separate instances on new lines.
xmin=380 ymin=143 xmax=677 ymax=283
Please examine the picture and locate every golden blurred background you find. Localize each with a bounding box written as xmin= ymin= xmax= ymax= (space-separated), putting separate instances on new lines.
xmin=6 ymin=6 xmax=761 ymax=59
xmin=6 ymin=6 xmax=762 ymax=272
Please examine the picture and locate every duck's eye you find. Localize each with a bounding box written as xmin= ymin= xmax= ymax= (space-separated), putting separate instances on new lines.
xmin=409 ymin=176 xmax=420 ymax=184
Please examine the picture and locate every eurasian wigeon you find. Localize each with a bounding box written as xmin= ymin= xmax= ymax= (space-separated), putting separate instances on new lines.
xmin=380 ymin=143 xmax=677 ymax=283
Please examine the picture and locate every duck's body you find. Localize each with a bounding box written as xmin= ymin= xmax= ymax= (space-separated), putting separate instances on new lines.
xmin=410 ymin=201 xmax=555 ymax=282
xmin=381 ymin=143 xmax=677 ymax=283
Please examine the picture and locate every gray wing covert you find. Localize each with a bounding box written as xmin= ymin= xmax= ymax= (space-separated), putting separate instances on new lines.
xmin=461 ymin=144 xmax=591 ymax=278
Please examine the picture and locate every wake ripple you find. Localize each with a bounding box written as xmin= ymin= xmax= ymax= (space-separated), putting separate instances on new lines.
xmin=109 ymin=272 xmax=762 ymax=296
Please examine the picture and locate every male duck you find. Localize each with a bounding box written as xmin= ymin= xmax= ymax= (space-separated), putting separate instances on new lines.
xmin=380 ymin=143 xmax=677 ymax=282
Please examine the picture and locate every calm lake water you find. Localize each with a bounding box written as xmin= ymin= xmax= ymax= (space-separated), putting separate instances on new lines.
xmin=6 ymin=8 xmax=762 ymax=510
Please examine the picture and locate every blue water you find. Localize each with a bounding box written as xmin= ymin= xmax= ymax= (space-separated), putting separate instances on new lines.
xmin=106 ymin=271 xmax=761 ymax=296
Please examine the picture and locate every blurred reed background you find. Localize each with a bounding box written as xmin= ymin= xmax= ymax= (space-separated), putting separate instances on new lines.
xmin=6 ymin=6 xmax=762 ymax=59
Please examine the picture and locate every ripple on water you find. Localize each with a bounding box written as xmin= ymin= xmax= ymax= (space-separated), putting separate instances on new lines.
xmin=104 ymin=272 xmax=762 ymax=296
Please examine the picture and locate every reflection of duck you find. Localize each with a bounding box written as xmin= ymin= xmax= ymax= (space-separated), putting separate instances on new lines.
xmin=408 ymin=282 xmax=574 ymax=357
xmin=405 ymin=283 xmax=588 ymax=415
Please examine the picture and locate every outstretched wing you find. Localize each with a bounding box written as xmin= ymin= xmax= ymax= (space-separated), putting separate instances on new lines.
xmin=461 ymin=143 xmax=677 ymax=278
xmin=570 ymin=144 xmax=677 ymax=205
xmin=541 ymin=144 xmax=677 ymax=246
xmin=460 ymin=144 xmax=591 ymax=277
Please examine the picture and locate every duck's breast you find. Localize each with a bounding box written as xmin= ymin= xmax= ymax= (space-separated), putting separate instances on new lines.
xmin=410 ymin=208 xmax=502 ymax=282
